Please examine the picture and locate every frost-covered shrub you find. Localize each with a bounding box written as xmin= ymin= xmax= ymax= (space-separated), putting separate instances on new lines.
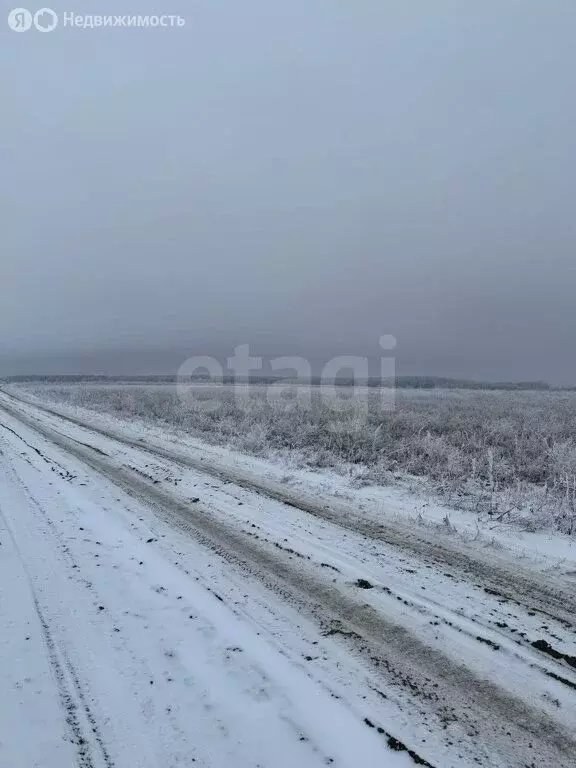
xmin=17 ymin=383 xmax=576 ymax=533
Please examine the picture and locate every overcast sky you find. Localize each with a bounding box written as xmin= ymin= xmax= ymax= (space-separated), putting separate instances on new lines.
xmin=2 ymin=1 xmax=575 ymax=382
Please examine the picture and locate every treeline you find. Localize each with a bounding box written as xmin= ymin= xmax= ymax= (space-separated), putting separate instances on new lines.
xmin=2 ymin=373 xmax=569 ymax=390
xmin=4 ymin=374 xmax=179 ymax=383
xmin=392 ymin=376 xmax=553 ymax=391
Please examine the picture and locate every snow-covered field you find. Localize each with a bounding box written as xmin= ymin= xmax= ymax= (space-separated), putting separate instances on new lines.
xmin=14 ymin=381 xmax=576 ymax=534
xmin=1 ymin=387 xmax=575 ymax=767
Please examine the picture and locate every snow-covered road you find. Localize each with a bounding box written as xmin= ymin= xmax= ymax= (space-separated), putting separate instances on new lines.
xmin=1 ymin=391 xmax=575 ymax=767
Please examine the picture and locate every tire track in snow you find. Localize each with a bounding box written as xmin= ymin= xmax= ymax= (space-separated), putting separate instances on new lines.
xmin=1 ymin=402 xmax=575 ymax=768
xmin=29 ymin=591 xmax=116 ymax=768
xmin=0 ymin=452 xmax=115 ymax=768
xmin=5 ymin=388 xmax=576 ymax=697
xmin=3 ymin=388 xmax=575 ymax=633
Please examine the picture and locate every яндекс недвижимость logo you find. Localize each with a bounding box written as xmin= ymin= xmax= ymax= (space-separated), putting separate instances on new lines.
xmin=8 ymin=7 xmax=58 ymax=31
xmin=7 ymin=8 xmax=186 ymax=30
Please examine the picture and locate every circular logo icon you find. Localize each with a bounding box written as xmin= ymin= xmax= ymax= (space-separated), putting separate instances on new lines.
xmin=7 ymin=7 xmax=33 ymax=31
xmin=34 ymin=7 xmax=57 ymax=31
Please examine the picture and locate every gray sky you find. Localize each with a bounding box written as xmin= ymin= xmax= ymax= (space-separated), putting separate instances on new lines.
xmin=2 ymin=1 xmax=575 ymax=382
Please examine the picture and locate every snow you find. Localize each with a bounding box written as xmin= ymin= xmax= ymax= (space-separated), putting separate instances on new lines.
xmin=0 ymin=403 xmax=412 ymax=768
xmin=9 ymin=387 xmax=576 ymax=569
xmin=0 ymin=509 xmax=77 ymax=768
xmin=1 ymin=390 xmax=575 ymax=767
